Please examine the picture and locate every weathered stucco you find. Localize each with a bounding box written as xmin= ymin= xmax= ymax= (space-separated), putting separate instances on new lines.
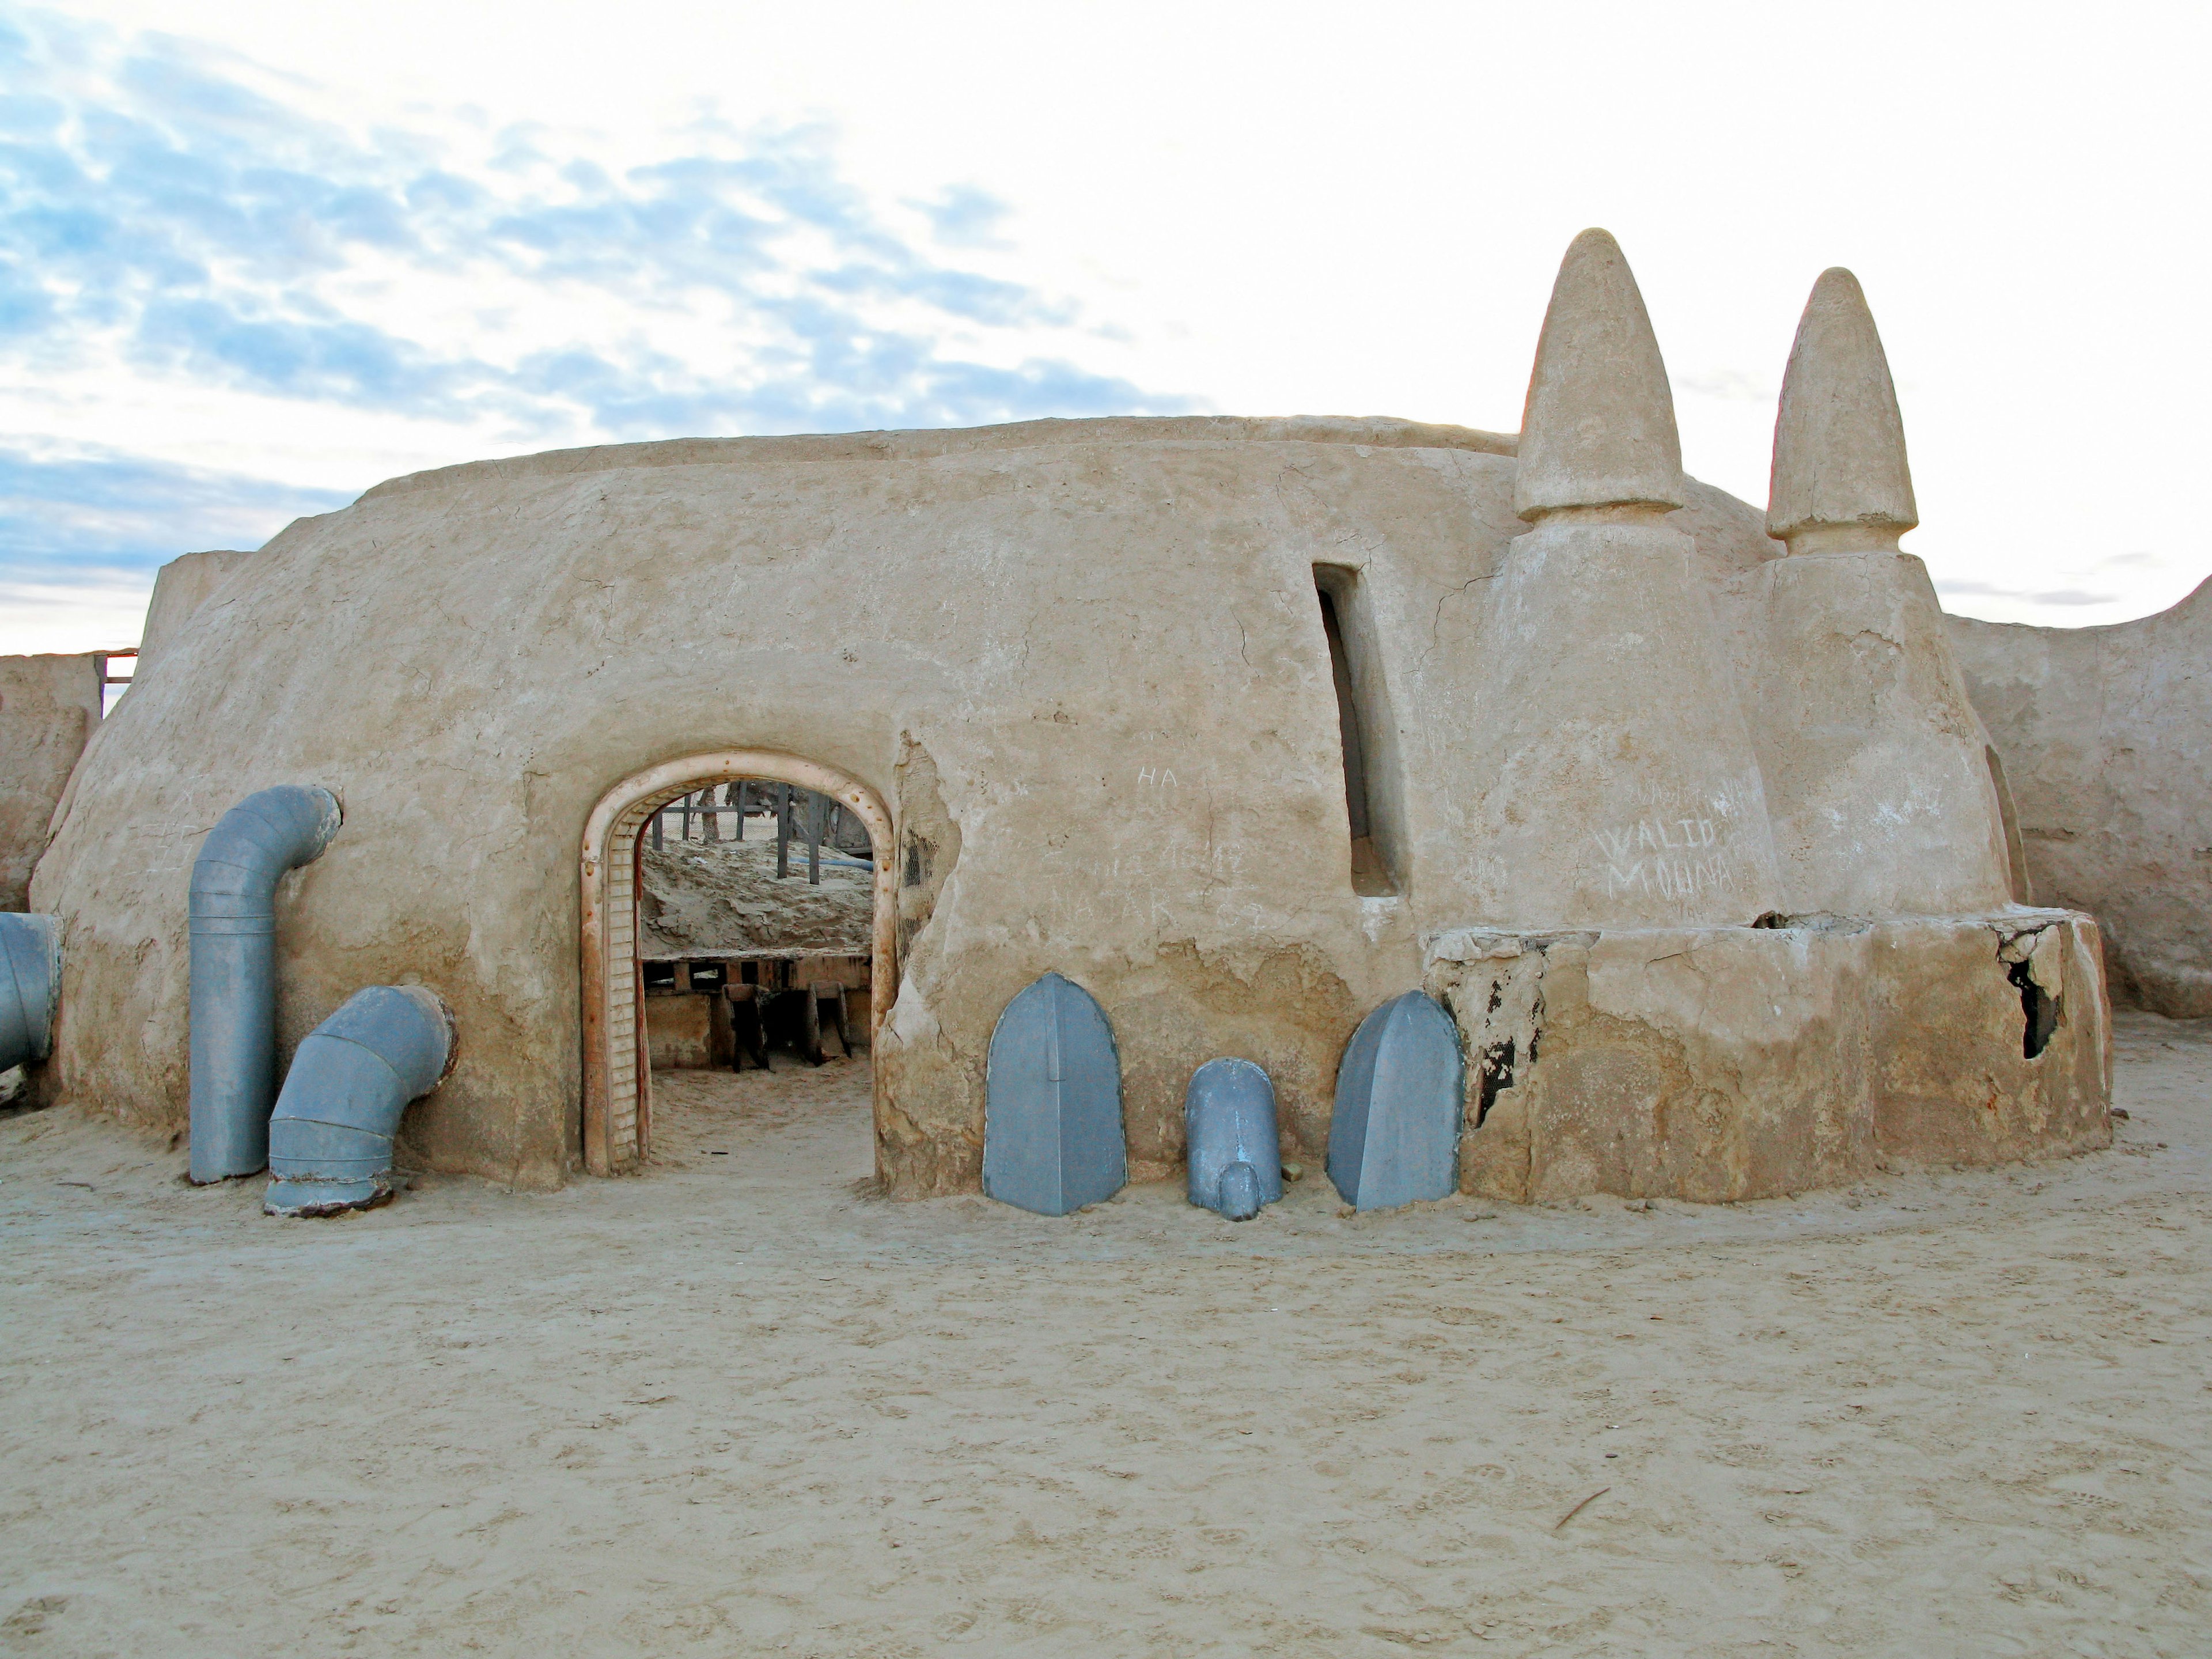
xmin=1 ymin=653 xmax=101 ymax=912
xmin=137 ymin=548 xmax=259 ymax=671
xmin=1949 ymin=578 xmax=2212 ymax=1017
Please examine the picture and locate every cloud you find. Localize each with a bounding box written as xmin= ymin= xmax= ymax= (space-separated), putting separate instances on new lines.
xmin=1675 ymin=369 xmax=1775 ymax=403
xmin=132 ymin=298 xmax=474 ymax=411
xmin=1935 ymin=578 xmax=2119 ymax=607
xmin=914 ymin=184 xmax=1014 ymax=249
xmin=0 ymin=10 xmax=1185 ymax=438
xmin=0 ymin=6 xmax=1193 ymax=637
xmin=0 ymin=442 xmax=351 ymax=585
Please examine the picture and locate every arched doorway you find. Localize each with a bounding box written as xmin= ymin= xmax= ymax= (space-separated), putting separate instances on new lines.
xmin=579 ymin=751 xmax=896 ymax=1176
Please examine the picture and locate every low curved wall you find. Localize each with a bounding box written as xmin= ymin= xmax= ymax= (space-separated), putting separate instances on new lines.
xmin=0 ymin=653 xmax=101 ymax=912
xmin=1434 ymin=911 xmax=2110 ymax=1203
xmin=1950 ymin=578 xmax=2212 ymax=1017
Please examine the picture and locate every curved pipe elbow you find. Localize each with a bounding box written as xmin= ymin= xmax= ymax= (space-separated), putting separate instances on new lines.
xmin=188 ymin=785 xmax=343 ymax=1183
xmin=266 ymin=986 xmax=454 ymax=1217
xmin=189 ymin=786 xmax=343 ymax=922
xmin=0 ymin=914 xmax=60 ymax=1073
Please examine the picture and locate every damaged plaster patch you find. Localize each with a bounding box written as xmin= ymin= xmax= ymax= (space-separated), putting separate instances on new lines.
xmin=1426 ymin=930 xmax=1554 ymax=1203
xmin=893 ymin=732 xmax=962 ymax=977
xmin=872 ymin=733 xmax=982 ymax=1197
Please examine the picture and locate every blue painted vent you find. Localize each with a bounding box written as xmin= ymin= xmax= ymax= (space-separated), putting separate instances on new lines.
xmin=1184 ymin=1058 xmax=1283 ymax=1221
xmin=264 ymin=985 xmax=454 ymax=1217
xmin=1328 ymin=991 xmax=1464 ymax=1211
xmin=983 ymin=972 xmax=1126 ymax=1215
xmin=0 ymin=912 xmax=58 ymax=1071
xmin=188 ymin=784 xmax=343 ymax=1183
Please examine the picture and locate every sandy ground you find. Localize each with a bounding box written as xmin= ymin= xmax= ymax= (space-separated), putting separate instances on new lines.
xmin=2 ymin=1013 xmax=2210 ymax=1657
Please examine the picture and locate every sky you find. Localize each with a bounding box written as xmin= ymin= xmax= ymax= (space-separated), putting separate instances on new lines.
xmin=3 ymin=0 xmax=2207 ymax=654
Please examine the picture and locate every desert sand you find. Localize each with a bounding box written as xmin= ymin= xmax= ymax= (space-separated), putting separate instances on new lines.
xmin=2 ymin=1013 xmax=2207 ymax=1656
xmin=641 ymin=824 xmax=873 ymax=959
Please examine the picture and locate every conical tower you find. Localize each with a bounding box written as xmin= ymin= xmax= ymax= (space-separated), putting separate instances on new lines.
xmin=1459 ymin=229 xmax=1780 ymax=927
xmin=1755 ymin=268 xmax=2014 ymax=914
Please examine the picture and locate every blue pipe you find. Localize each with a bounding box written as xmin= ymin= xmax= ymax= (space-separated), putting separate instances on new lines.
xmin=188 ymin=785 xmax=342 ymax=1182
xmin=0 ymin=913 xmax=59 ymax=1072
xmin=265 ymin=985 xmax=454 ymax=1217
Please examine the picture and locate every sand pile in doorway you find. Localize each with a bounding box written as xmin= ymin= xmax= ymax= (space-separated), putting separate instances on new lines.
xmin=640 ymin=833 xmax=872 ymax=957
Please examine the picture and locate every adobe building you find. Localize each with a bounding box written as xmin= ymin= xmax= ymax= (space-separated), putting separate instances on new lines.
xmin=4 ymin=230 xmax=2154 ymax=1204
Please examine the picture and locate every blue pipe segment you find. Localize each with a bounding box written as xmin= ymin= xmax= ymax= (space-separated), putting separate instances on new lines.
xmin=264 ymin=985 xmax=454 ymax=1217
xmin=1185 ymin=1058 xmax=1283 ymax=1221
xmin=0 ymin=913 xmax=59 ymax=1072
xmin=188 ymin=785 xmax=342 ymax=1183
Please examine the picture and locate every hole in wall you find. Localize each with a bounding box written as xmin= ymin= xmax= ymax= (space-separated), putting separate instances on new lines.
xmin=2007 ymin=960 xmax=2058 ymax=1059
xmin=1314 ymin=565 xmax=1403 ymax=897
xmin=1475 ymin=1039 xmax=1517 ymax=1127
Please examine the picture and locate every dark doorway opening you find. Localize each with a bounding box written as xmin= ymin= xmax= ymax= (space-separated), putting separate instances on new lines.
xmin=639 ymin=780 xmax=876 ymax=1078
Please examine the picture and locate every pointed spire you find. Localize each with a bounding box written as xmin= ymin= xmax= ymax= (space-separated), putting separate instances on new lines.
xmin=1767 ymin=267 xmax=1917 ymax=547
xmin=1513 ymin=228 xmax=1685 ymax=522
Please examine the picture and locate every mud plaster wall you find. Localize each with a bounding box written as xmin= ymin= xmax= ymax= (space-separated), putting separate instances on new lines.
xmin=12 ymin=550 xmax=268 ymax=919
xmin=33 ymin=416 xmax=1810 ymax=1193
xmin=1950 ymin=578 xmax=2212 ymax=1017
xmin=1 ymin=654 xmax=101 ymax=912
xmin=136 ymin=550 xmax=262 ymax=671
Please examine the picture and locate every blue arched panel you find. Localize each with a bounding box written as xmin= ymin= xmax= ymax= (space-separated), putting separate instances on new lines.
xmin=984 ymin=972 xmax=1126 ymax=1215
xmin=1329 ymin=991 xmax=1463 ymax=1210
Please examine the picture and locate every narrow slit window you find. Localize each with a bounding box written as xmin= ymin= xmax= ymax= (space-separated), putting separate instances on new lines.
xmin=1315 ymin=567 xmax=1399 ymax=896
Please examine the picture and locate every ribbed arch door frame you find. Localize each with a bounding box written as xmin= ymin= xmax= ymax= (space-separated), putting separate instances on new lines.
xmin=578 ymin=751 xmax=896 ymax=1177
